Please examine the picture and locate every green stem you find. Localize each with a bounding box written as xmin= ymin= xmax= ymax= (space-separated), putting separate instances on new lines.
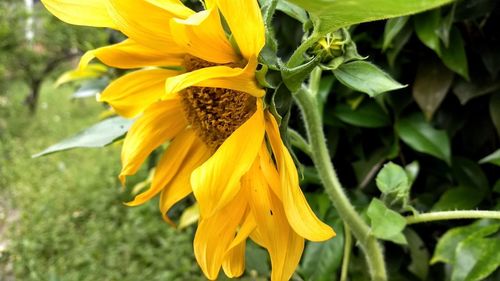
xmin=294 ymin=87 xmax=387 ymax=281
xmin=340 ymin=222 xmax=352 ymax=281
xmin=406 ymin=210 xmax=500 ymax=225
xmin=288 ymin=129 xmax=312 ymax=157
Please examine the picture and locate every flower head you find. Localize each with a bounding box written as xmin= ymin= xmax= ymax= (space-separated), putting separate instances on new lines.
xmin=42 ymin=0 xmax=335 ymax=279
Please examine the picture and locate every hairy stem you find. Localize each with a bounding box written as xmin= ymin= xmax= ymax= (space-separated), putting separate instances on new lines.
xmin=340 ymin=222 xmax=352 ymax=281
xmin=288 ymin=129 xmax=312 ymax=156
xmin=294 ymin=87 xmax=387 ymax=281
xmin=406 ymin=210 xmax=500 ymax=225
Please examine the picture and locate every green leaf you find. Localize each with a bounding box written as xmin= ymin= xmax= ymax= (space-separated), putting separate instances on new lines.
xmin=405 ymin=229 xmax=429 ymax=280
xmin=333 ymin=61 xmax=406 ymax=97
xmin=405 ymin=161 xmax=420 ymax=185
xmin=286 ymin=0 xmax=453 ymax=36
xmin=490 ymin=93 xmax=500 ymax=138
xmin=453 ymin=77 xmax=500 ymax=105
xmin=300 ymin=218 xmax=344 ymax=281
xmin=32 ymin=117 xmax=133 ymax=158
xmin=431 ymin=220 xmax=500 ymax=264
xmin=245 ymin=240 xmax=270 ymax=276
xmin=479 ymin=149 xmax=500 ymax=166
xmin=383 ymin=16 xmax=410 ymax=51
xmin=387 ymin=24 xmax=413 ymax=67
xmin=376 ymin=162 xmax=409 ymax=195
xmin=281 ymin=57 xmax=320 ymax=92
xmin=452 ymin=157 xmax=489 ymax=194
xmin=437 ymin=3 xmax=456 ymax=47
xmin=396 ymin=113 xmax=451 ymax=164
xmin=276 ymin=0 xmax=308 ymax=23
xmin=431 ymin=186 xmax=484 ymax=211
xmin=367 ymin=198 xmax=407 ymax=244
xmin=452 ymin=232 xmax=500 ymax=281
xmin=412 ymin=58 xmax=453 ymax=120
xmin=441 ymin=27 xmax=469 ymax=80
xmin=414 ymin=9 xmax=442 ymax=55
xmin=72 ymin=78 xmax=109 ymax=99
xmin=333 ymin=100 xmax=390 ymax=128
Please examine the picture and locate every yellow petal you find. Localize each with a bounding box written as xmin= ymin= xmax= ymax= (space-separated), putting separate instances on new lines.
xmin=126 ymin=129 xmax=198 ymax=206
xmin=144 ymin=0 xmax=194 ymax=18
xmin=194 ymin=193 xmax=247 ymax=280
xmin=79 ymin=40 xmax=184 ymax=70
xmin=191 ymin=101 xmax=265 ymax=217
xmin=106 ymin=0 xmax=187 ymax=52
xmin=258 ymin=144 xmax=282 ymax=201
xmin=217 ymin=0 xmax=265 ymax=59
xmin=120 ymin=99 xmax=187 ymax=183
xmin=159 ymin=136 xmax=211 ymax=224
xmin=55 ymin=63 xmax=107 ymax=87
xmin=265 ymin=113 xmax=335 ymax=241
xmin=227 ymin=213 xmax=256 ymax=251
xmin=170 ymin=8 xmax=239 ymax=64
xmin=165 ymin=57 xmax=264 ymax=97
xmin=244 ymin=164 xmax=304 ymax=281
xmin=41 ymin=0 xmax=116 ymax=28
xmin=222 ymin=241 xmax=246 ymax=278
xmin=99 ymin=69 xmax=181 ymax=118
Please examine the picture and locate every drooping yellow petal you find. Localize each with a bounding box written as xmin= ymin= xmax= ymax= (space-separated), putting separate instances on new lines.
xmin=79 ymin=40 xmax=184 ymax=70
xmin=259 ymin=144 xmax=282 ymax=201
xmin=165 ymin=57 xmax=264 ymax=97
xmin=106 ymin=0 xmax=186 ymax=52
xmin=217 ymin=0 xmax=265 ymax=59
xmin=265 ymin=113 xmax=335 ymax=242
xmin=99 ymin=69 xmax=181 ymax=118
xmin=40 ymin=0 xmax=116 ymax=28
xmin=194 ymin=193 xmax=247 ymax=280
xmin=159 ymin=136 xmax=211 ymax=224
xmin=170 ymin=8 xmax=239 ymax=64
xmin=222 ymin=241 xmax=246 ymax=278
xmin=126 ymin=129 xmax=198 ymax=206
xmin=244 ymin=164 xmax=304 ymax=281
xmin=144 ymin=0 xmax=194 ymax=18
xmin=191 ymin=101 xmax=265 ymax=217
xmin=120 ymin=99 xmax=187 ymax=183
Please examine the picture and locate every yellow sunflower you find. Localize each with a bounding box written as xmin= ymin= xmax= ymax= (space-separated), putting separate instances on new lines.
xmin=41 ymin=0 xmax=335 ymax=280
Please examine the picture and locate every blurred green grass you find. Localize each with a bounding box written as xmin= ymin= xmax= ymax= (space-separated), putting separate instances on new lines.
xmin=0 ymin=81 xmax=203 ymax=281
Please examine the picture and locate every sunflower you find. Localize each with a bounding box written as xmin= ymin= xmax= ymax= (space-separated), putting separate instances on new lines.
xmin=41 ymin=0 xmax=335 ymax=280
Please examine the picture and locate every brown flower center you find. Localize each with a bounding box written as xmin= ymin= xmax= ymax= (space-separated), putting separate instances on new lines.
xmin=180 ymin=56 xmax=256 ymax=150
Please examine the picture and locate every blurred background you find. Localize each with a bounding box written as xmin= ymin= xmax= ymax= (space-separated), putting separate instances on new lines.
xmin=0 ymin=1 xmax=205 ymax=280
xmin=1 ymin=0 xmax=499 ymax=281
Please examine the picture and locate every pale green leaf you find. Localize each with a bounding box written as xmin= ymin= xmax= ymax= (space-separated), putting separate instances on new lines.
xmin=479 ymin=149 xmax=500 ymax=166
xmin=32 ymin=117 xmax=133 ymax=158
xmin=333 ymin=61 xmax=406 ymax=97
xmin=287 ymin=0 xmax=453 ymax=36
xmin=376 ymin=162 xmax=409 ymax=195
xmin=452 ymin=232 xmax=500 ymax=281
xmin=431 ymin=221 xmax=500 ymax=264
xmin=367 ymin=198 xmax=407 ymax=244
